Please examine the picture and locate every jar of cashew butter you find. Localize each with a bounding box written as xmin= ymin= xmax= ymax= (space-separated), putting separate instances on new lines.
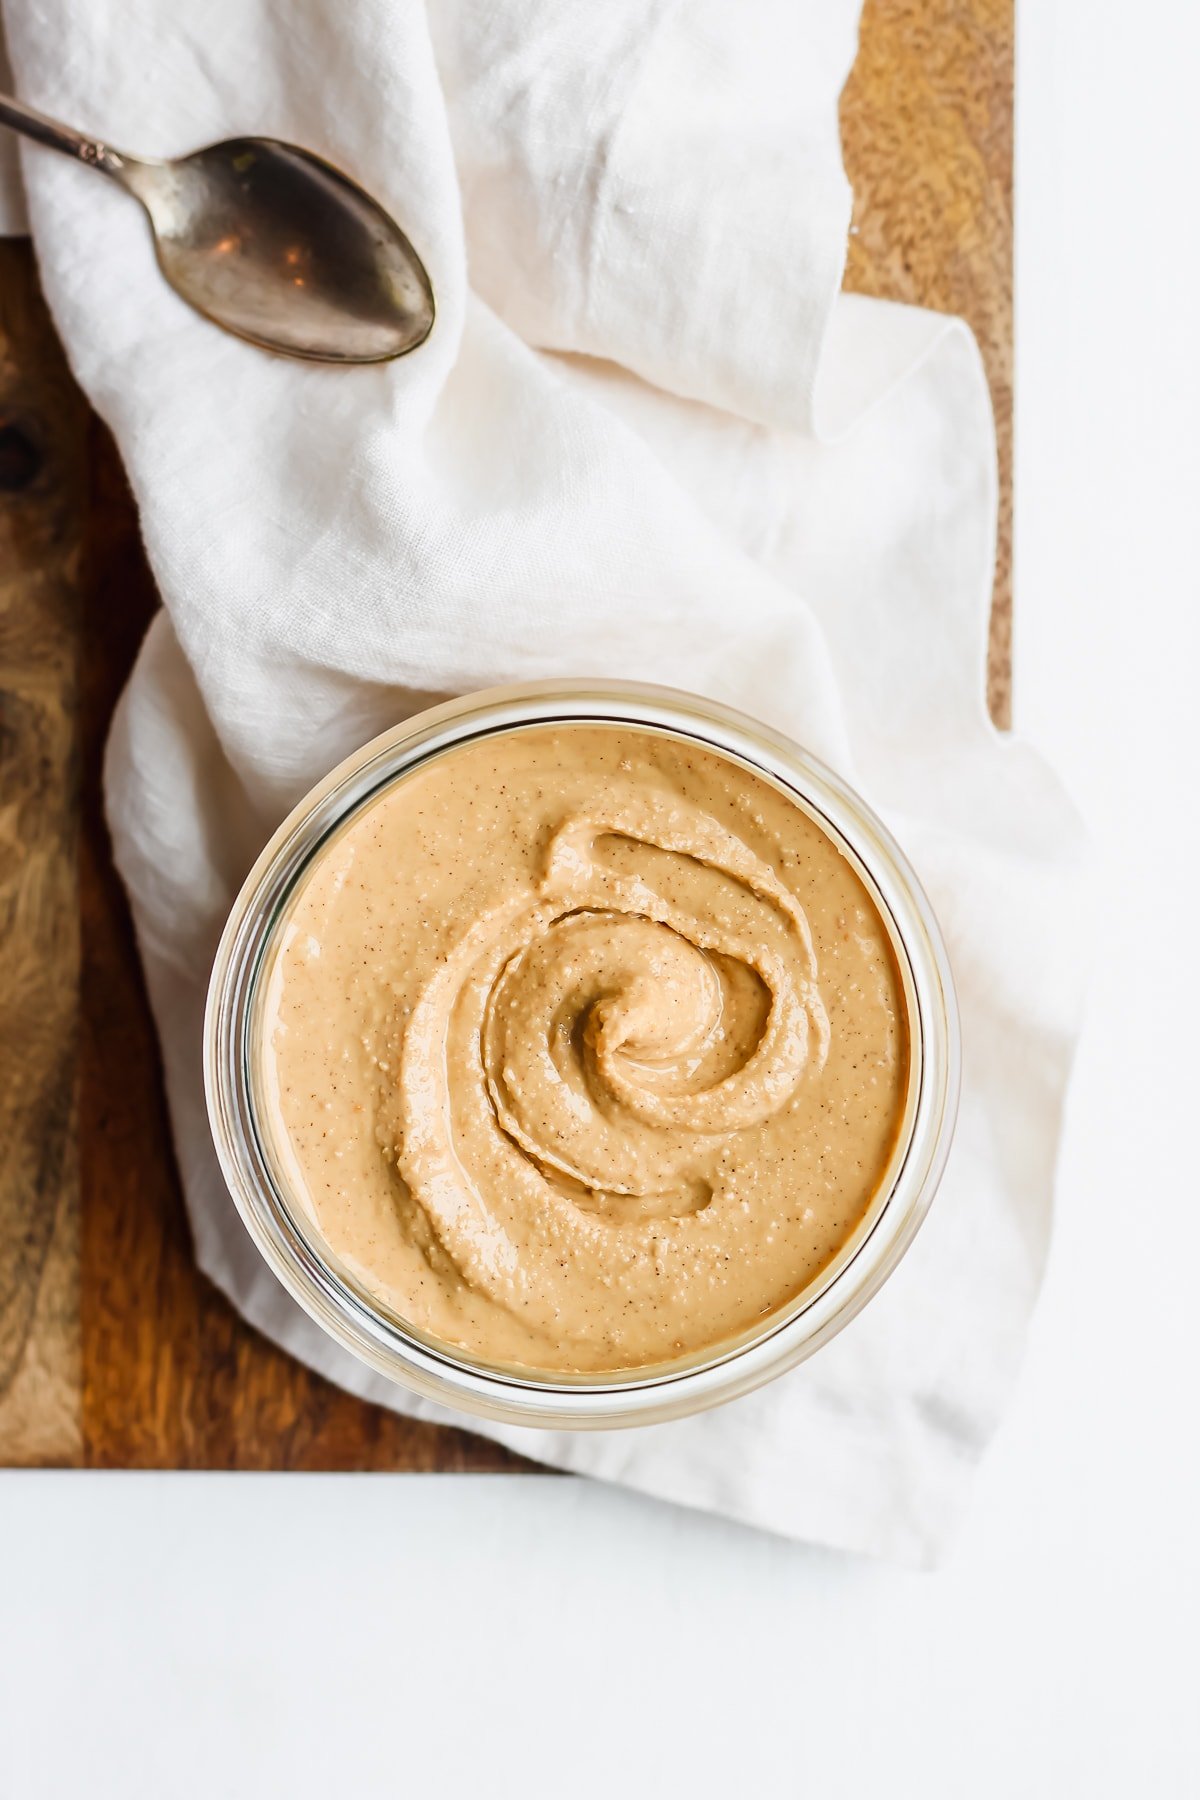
xmin=204 ymin=681 xmax=959 ymax=1427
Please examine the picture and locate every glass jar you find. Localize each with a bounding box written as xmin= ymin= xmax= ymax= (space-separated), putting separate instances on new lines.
xmin=204 ymin=680 xmax=959 ymax=1428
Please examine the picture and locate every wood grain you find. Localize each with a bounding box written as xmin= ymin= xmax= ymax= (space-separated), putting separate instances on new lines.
xmin=842 ymin=0 xmax=1013 ymax=726
xmin=0 ymin=0 xmax=1014 ymax=1468
xmin=0 ymin=239 xmax=85 ymax=1464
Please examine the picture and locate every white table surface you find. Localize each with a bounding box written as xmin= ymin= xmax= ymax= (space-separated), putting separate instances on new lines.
xmin=2 ymin=3 xmax=1198 ymax=1794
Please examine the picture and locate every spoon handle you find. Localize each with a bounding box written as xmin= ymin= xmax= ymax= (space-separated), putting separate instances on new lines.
xmin=0 ymin=91 xmax=128 ymax=179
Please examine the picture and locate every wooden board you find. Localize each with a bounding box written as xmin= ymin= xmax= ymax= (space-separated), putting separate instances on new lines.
xmin=840 ymin=0 xmax=1013 ymax=728
xmin=0 ymin=0 xmax=1013 ymax=1469
xmin=0 ymin=243 xmax=85 ymax=1464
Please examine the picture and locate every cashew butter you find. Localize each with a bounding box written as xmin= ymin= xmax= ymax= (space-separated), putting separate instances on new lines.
xmin=261 ymin=724 xmax=910 ymax=1373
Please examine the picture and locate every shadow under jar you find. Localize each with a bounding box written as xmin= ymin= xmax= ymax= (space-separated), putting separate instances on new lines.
xmin=205 ymin=681 xmax=959 ymax=1428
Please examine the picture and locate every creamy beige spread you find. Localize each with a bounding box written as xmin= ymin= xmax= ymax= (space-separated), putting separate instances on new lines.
xmin=261 ymin=724 xmax=910 ymax=1373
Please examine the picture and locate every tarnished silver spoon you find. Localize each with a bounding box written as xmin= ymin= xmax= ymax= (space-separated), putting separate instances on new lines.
xmin=0 ymin=92 xmax=435 ymax=363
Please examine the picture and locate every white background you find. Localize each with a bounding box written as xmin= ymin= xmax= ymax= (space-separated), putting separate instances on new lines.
xmin=2 ymin=2 xmax=1198 ymax=1794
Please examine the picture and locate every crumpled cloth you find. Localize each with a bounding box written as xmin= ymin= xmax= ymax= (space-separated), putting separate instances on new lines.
xmin=2 ymin=0 xmax=1084 ymax=1564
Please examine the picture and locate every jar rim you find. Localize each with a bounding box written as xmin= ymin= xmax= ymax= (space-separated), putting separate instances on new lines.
xmin=203 ymin=679 xmax=961 ymax=1428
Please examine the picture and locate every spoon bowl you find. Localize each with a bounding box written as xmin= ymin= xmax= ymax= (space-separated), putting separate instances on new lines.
xmin=129 ymin=138 xmax=434 ymax=361
xmin=0 ymin=94 xmax=435 ymax=363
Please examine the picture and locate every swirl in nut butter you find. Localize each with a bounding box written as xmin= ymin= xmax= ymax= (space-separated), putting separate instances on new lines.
xmin=261 ymin=725 xmax=910 ymax=1372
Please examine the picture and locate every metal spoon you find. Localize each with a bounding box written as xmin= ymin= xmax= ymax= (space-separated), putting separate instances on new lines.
xmin=0 ymin=92 xmax=435 ymax=363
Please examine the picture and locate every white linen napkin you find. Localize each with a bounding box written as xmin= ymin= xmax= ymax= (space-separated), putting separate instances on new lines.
xmin=3 ymin=0 xmax=1085 ymax=1565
